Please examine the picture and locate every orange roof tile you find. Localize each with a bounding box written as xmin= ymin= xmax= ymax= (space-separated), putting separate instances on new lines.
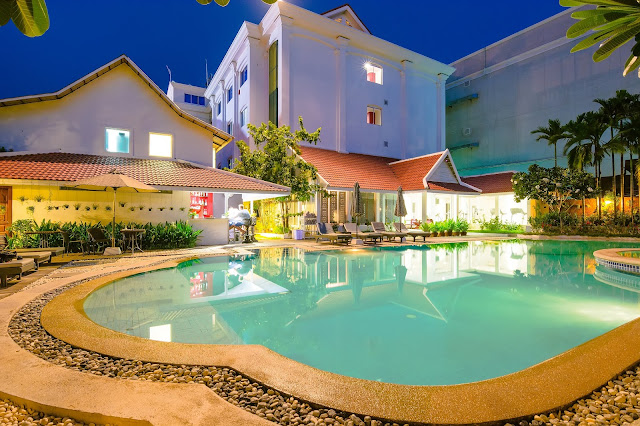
xmin=462 ymin=172 xmax=515 ymax=194
xmin=388 ymin=153 xmax=444 ymax=191
xmin=298 ymin=146 xmax=400 ymax=191
xmin=0 ymin=152 xmax=288 ymax=194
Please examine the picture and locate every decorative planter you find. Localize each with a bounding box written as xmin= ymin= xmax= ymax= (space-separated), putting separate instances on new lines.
xmin=446 ymin=230 xmax=453 ymax=236
xmin=439 ymin=231 xmax=447 ymax=237
xmin=452 ymin=231 xmax=460 ymax=236
xmin=461 ymin=231 xmax=468 ymax=236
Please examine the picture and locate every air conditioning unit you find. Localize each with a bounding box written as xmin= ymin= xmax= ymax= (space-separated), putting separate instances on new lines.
xmin=463 ymin=127 xmax=472 ymax=136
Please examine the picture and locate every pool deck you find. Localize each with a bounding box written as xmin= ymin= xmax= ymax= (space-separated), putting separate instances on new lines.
xmin=2 ymin=235 xmax=640 ymax=425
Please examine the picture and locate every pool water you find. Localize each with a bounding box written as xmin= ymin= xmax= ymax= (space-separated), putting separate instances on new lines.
xmin=84 ymin=240 xmax=640 ymax=386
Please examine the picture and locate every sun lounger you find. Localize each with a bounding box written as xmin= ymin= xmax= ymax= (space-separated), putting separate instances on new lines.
xmin=315 ymin=223 xmax=352 ymax=245
xmin=393 ymin=222 xmax=431 ymax=242
xmin=0 ymin=258 xmax=36 ymax=288
xmin=15 ymin=251 xmax=51 ymax=269
xmin=14 ymin=247 xmax=64 ymax=257
xmin=343 ymin=223 xmax=382 ymax=244
xmin=371 ymin=222 xmax=407 ymax=242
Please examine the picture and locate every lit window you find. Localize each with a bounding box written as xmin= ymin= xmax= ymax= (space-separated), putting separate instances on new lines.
xmin=240 ymin=67 xmax=248 ymax=86
xmin=227 ymin=86 xmax=233 ymax=103
xmin=240 ymin=108 xmax=248 ymax=127
xmin=364 ymin=63 xmax=382 ymax=85
xmin=105 ymin=128 xmax=130 ymax=154
xmin=149 ymin=133 xmax=173 ymax=158
xmin=227 ymin=156 xmax=233 ymax=168
xmin=367 ymin=106 xmax=382 ymax=125
xmin=227 ymin=121 xmax=233 ymax=135
xmin=216 ymin=101 xmax=221 ymax=116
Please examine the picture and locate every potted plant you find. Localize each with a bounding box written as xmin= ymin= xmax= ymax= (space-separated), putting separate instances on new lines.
xmin=26 ymin=206 xmax=34 ymax=215
xmin=18 ymin=196 xmax=28 ymax=203
xmin=34 ymin=195 xmax=44 ymax=203
xmin=62 ymin=204 xmax=69 ymax=209
xmin=419 ymin=221 xmax=431 ymax=236
xmin=430 ymin=222 xmax=440 ymax=237
xmin=74 ymin=203 xmax=81 ymax=211
xmin=456 ymin=218 xmax=469 ymax=236
xmin=444 ymin=219 xmax=455 ymax=236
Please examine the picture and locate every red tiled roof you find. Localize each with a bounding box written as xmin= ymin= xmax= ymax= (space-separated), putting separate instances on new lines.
xmin=427 ymin=181 xmax=476 ymax=192
xmin=0 ymin=152 xmax=288 ymax=193
xmin=462 ymin=172 xmax=515 ymax=194
xmin=297 ymin=146 xmax=400 ymax=190
xmin=389 ymin=153 xmax=443 ymax=191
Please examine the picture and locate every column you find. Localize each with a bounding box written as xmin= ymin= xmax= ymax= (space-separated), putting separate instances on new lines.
xmin=335 ymin=36 xmax=349 ymax=153
xmin=278 ymin=15 xmax=294 ymax=127
xmin=436 ymin=73 xmax=447 ymax=151
xmin=400 ymin=60 xmax=411 ymax=160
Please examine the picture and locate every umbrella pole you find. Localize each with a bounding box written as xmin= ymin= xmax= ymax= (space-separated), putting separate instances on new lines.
xmin=112 ymin=188 xmax=116 ymax=248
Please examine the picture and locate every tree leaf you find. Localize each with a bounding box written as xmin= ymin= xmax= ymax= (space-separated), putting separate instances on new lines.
xmin=570 ymin=29 xmax=615 ymax=52
xmin=214 ymin=0 xmax=230 ymax=5
xmin=567 ymin=14 xmax=617 ymax=38
xmin=0 ymin=0 xmax=11 ymax=26
xmin=623 ymin=52 xmax=640 ymax=75
xmin=594 ymin=21 xmax=640 ymax=61
xmin=10 ymin=0 xmax=49 ymax=37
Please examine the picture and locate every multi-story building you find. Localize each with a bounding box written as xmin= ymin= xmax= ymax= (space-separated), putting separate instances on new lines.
xmin=167 ymin=81 xmax=211 ymax=124
xmin=446 ymin=6 xmax=640 ymax=177
xmin=205 ymin=3 xmax=455 ymax=169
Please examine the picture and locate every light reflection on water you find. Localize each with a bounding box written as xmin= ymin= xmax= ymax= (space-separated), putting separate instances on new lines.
xmin=84 ymin=240 xmax=640 ymax=385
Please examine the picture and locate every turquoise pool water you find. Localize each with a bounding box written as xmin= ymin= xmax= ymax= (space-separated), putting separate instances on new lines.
xmin=84 ymin=240 xmax=640 ymax=386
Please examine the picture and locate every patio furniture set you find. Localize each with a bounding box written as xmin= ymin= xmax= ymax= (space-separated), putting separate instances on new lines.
xmin=315 ymin=222 xmax=433 ymax=245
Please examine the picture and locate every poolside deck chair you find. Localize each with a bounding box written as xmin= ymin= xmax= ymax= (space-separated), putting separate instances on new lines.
xmin=394 ymin=222 xmax=431 ymax=242
xmin=343 ymin=223 xmax=382 ymax=244
xmin=60 ymin=231 xmax=86 ymax=254
xmin=88 ymin=228 xmax=110 ymax=254
xmin=0 ymin=258 xmax=36 ymax=288
xmin=15 ymin=251 xmax=51 ymax=269
xmin=14 ymin=247 xmax=65 ymax=257
xmin=371 ymin=222 xmax=407 ymax=242
xmin=315 ymin=223 xmax=352 ymax=245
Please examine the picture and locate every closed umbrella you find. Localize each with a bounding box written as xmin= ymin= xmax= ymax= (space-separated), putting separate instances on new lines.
xmin=70 ymin=170 xmax=159 ymax=251
xmin=395 ymin=186 xmax=407 ymax=228
xmin=351 ymin=182 xmax=363 ymax=239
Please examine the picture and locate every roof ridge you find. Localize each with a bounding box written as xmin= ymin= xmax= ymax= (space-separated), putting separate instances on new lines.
xmin=388 ymin=151 xmax=445 ymax=165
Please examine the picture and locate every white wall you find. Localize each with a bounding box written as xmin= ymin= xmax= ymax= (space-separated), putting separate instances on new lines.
xmin=167 ymin=81 xmax=212 ymax=124
xmin=0 ymin=65 xmax=216 ymax=167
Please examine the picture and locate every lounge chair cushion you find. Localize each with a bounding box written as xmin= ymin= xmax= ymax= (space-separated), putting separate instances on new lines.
xmin=14 ymin=247 xmax=64 ymax=256
xmin=317 ymin=223 xmax=327 ymax=234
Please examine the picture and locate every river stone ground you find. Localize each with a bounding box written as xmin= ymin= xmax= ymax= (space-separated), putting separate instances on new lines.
xmin=0 ymin=398 xmax=97 ymax=426
xmin=6 ymin=258 xmax=640 ymax=426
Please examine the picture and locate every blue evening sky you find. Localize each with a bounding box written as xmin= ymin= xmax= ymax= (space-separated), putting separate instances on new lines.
xmin=0 ymin=1 xmax=566 ymax=99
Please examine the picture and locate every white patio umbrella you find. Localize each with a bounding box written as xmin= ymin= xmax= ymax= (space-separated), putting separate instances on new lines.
xmin=70 ymin=170 xmax=159 ymax=250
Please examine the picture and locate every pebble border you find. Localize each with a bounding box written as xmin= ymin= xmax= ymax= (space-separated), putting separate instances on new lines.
xmin=0 ymin=398 xmax=98 ymax=426
xmin=6 ymin=259 xmax=640 ymax=426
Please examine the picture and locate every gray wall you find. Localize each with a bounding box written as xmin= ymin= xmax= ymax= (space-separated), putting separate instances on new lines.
xmin=446 ymin=7 xmax=640 ymax=177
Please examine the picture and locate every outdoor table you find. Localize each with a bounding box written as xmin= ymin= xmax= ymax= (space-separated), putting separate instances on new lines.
xmin=121 ymin=229 xmax=145 ymax=253
xmin=24 ymin=231 xmax=61 ymax=248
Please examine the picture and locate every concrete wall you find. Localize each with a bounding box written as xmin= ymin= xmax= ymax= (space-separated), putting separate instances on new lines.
xmin=446 ymin=8 xmax=640 ymax=176
xmin=0 ymin=65 xmax=216 ymax=167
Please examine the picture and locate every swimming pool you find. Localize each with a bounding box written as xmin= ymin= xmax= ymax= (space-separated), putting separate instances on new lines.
xmin=83 ymin=240 xmax=640 ymax=386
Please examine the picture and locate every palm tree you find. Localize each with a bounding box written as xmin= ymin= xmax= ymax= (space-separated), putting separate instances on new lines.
xmin=564 ymin=112 xmax=608 ymax=219
xmin=596 ymin=95 xmax=622 ymax=214
xmin=531 ymin=119 xmax=570 ymax=168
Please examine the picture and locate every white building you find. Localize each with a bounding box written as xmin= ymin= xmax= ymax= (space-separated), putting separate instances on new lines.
xmin=205 ymin=3 xmax=455 ymax=169
xmin=167 ymin=81 xmax=212 ymax=124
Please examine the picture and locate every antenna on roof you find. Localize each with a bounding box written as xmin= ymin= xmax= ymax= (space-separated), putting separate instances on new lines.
xmin=205 ymin=59 xmax=213 ymax=86
xmin=166 ymin=65 xmax=172 ymax=84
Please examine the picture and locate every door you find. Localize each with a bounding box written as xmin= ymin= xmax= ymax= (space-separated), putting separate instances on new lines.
xmin=0 ymin=187 xmax=11 ymax=235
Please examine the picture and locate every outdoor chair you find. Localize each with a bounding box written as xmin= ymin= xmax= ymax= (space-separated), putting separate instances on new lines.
xmin=315 ymin=223 xmax=352 ymax=245
xmin=0 ymin=258 xmax=36 ymax=288
xmin=88 ymin=228 xmax=110 ymax=254
xmin=393 ymin=222 xmax=431 ymax=241
xmin=371 ymin=222 xmax=407 ymax=242
xmin=343 ymin=223 xmax=381 ymax=244
xmin=15 ymin=251 xmax=51 ymax=270
xmin=60 ymin=230 xmax=86 ymax=254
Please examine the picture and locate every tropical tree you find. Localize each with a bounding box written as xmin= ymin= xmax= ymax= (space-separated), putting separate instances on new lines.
xmin=230 ymin=117 xmax=322 ymax=231
xmin=1 ymin=0 xmax=276 ymax=37
xmin=531 ymin=119 xmax=570 ymax=167
xmin=512 ymin=164 xmax=595 ymax=230
xmin=618 ymin=116 xmax=640 ymax=218
xmin=563 ymin=111 xmax=608 ymax=218
xmin=561 ymin=0 xmax=640 ymax=77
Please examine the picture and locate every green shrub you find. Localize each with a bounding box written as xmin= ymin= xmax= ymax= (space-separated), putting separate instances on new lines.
xmin=529 ymin=212 xmax=579 ymax=232
xmin=478 ymin=217 xmax=524 ymax=233
xmin=454 ymin=218 xmax=469 ymax=232
xmin=419 ymin=221 xmax=431 ymax=232
xmin=443 ymin=218 xmax=456 ymax=231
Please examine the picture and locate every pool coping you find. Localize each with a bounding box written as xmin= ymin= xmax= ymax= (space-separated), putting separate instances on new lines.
xmin=40 ymin=247 xmax=640 ymax=425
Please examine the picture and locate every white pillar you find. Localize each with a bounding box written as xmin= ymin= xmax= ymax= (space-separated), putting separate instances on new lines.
xmin=335 ymin=36 xmax=349 ymax=153
xmin=278 ymin=15 xmax=294 ymax=127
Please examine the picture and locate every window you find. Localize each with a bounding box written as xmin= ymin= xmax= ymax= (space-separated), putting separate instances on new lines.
xmin=364 ymin=63 xmax=382 ymax=85
xmin=367 ymin=106 xmax=382 ymax=125
xmin=227 ymin=121 xmax=233 ymax=135
xmin=149 ymin=133 xmax=173 ymax=158
xmin=240 ymin=66 xmax=248 ymax=86
xmin=227 ymin=156 xmax=233 ymax=168
xmin=184 ymin=94 xmax=206 ymax=105
xmin=240 ymin=107 xmax=248 ymax=127
xmin=227 ymin=86 xmax=233 ymax=103
xmin=216 ymin=100 xmax=221 ymax=116
xmin=105 ymin=128 xmax=130 ymax=153
xmin=268 ymin=41 xmax=278 ymax=126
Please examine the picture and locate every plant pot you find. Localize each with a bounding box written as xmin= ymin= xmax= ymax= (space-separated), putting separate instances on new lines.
xmin=461 ymin=231 xmax=467 ymax=236
xmin=446 ymin=230 xmax=453 ymax=236
xmin=452 ymin=231 xmax=460 ymax=236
